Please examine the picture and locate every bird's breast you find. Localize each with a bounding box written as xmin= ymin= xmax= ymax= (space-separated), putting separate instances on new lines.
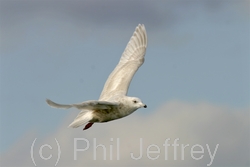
xmin=93 ymin=104 xmax=136 ymax=123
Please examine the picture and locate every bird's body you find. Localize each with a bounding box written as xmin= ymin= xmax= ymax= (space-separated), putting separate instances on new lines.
xmin=46 ymin=24 xmax=147 ymax=130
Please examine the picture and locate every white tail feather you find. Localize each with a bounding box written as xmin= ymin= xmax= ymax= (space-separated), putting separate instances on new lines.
xmin=68 ymin=111 xmax=93 ymax=128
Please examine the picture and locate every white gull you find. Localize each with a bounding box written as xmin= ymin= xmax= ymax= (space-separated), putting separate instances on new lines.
xmin=46 ymin=24 xmax=147 ymax=130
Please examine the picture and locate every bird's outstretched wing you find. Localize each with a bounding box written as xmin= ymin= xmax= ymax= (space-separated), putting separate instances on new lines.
xmin=46 ymin=99 xmax=119 ymax=110
xmin=99 ymin=24 xmax=147 ymax=100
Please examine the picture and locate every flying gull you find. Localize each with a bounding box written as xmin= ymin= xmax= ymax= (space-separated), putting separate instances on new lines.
xmin=46 ymin=24 xmax=147 ymax=130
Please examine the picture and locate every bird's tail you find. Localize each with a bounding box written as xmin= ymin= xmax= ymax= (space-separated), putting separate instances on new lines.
xmin=68 ymin=110 xmax=93 ymax=129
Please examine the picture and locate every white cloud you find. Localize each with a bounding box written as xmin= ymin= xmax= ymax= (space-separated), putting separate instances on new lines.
xmin=1 ymin=100 xmax=249 ymax=166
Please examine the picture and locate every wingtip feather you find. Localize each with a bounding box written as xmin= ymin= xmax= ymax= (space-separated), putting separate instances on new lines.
xmin=46 ymin=98 xmax=72 ymax=109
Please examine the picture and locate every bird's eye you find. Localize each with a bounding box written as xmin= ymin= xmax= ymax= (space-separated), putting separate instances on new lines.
xmin=133 ymin=100 xmax=137 ymax=103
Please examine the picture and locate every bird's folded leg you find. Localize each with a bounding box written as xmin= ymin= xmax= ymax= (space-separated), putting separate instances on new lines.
xmin=83 ymin=123 xmax=94 ymax=130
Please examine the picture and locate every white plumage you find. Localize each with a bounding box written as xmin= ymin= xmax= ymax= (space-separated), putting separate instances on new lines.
xmin=46 ymin=24 xmax=147 ymax=130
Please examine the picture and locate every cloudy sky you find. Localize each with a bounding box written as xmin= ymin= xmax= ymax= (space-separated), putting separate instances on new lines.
xmin=0 ymin=0 xmax=249 ymax=166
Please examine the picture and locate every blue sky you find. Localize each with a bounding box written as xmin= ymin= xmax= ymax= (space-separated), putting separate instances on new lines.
xmin=0 ymin=0 xmax=249 ymax=166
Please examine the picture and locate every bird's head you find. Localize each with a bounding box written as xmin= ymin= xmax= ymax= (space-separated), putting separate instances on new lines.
xmin=129 ymin=97 xmax=147 ymax=109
